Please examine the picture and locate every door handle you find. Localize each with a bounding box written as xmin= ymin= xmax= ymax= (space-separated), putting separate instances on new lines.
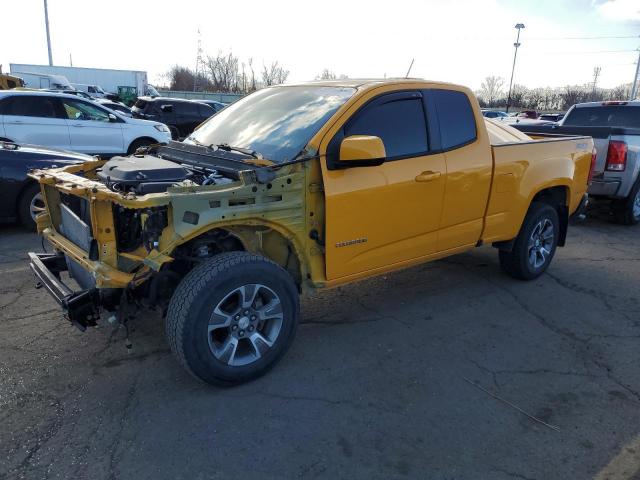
xmin=71 ymin=123 xmax=85 ymax=127
xmin=415 ymin=171 xmax=441 ymax=182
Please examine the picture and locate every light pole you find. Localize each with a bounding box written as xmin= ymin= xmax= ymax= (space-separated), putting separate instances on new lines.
xmin=43 ymin=0 xmax=53 ymax=66
xmin=631 ymin=48 xmax=640 ymax=101
xmin=506 ymin=23 xmax=525 ymax=113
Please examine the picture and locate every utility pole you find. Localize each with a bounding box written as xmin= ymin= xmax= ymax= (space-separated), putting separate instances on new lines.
xmin=43 ymin=0 xmax=53 ymax=66
xmin=631 ymin=48 xmax=640 ymax=101
xmin=193 ymin=29 xmax=202 ymax=92
xmin=591 ymin=66 xmax=601 ymax=100
xmin=69 ymin=53 xmax=73 ymax=67
xmin=506 ymin=23 xmax=525 ymax=113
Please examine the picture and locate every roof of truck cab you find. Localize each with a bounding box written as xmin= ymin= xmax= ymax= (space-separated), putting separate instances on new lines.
xmin=284 ymin=78 xmax=464 ymax=89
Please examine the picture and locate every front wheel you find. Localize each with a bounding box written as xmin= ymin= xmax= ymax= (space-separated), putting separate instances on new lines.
xmin=499 ymin=202 xmax=560 ymax=280
xmin=127 ymin=138 xmax=154 ymax=155
xmin=166 ymin=252 xmax=299 ymax=386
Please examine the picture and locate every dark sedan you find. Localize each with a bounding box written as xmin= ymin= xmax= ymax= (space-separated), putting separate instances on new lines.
xmin=0 ymin=142 xmax=91 ymax=229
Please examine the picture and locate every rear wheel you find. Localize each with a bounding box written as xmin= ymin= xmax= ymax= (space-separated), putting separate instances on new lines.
xmin=166 ymin=252 xmax=299 ymax=386
xmin=499 ymin=202 xmax=560 ymax=280
xmin=18 ymin=183 xmax=45 ymax=231
xmin=613 ymin=178 xmax=640 ymax=225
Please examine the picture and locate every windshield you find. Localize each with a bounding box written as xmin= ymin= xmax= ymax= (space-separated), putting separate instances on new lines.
xmin=563 ymin=106 xmax=640 ymax=128
xmin=188 ymin=86 xmax=356 ymax=163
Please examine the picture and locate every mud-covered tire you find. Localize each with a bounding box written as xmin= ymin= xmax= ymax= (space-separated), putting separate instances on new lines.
xmin=612 ymin=178 xmax=640 ymax=226
xmin=499 ymin=202 xmax=560 ymax=280
xmin=166 ymin=252 xmax=299 ymax=386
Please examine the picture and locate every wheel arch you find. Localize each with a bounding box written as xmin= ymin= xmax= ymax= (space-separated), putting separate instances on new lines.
xmin=126 ymin=136 xmax=158 ymax=154
xmin=16 ymin=179 xmax=39 ymax=215
xmin=171 ymin=221 xmax=308 ymax=289
xmin=530 ymin=185 xmax=570 ymax=246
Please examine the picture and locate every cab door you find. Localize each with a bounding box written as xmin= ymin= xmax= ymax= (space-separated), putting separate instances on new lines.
xmin=321 ymin=90 xmax=447 ymax=281
xmin=425 ymin=89 xmax=493 ymax=250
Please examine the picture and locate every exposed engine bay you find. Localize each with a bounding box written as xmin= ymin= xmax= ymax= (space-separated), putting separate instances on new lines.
xmin=97 ymin=154 xmax=236 ymax=194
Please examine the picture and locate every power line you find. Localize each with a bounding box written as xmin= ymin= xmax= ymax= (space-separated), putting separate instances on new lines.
xmin=529 ymin=35 xmax=639 ymax=40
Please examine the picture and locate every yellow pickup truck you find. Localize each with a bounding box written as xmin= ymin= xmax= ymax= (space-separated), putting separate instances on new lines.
xmin=28 ymin=79 xmax=594 ymax=385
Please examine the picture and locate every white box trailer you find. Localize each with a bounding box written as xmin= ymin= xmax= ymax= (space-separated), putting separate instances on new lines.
xmin=9 ymin=64 xmax=150 ymax=95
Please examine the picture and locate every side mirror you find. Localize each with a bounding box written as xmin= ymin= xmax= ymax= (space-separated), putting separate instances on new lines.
xmin=108 ymin=113 xmax=118 ymax=122
xmin=338 ymin=135 xmax=386 ymax=166
xmin=160 ymin=104 xmax=173 ymax=113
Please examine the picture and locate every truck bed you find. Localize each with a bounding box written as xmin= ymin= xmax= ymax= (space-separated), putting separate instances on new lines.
xmin=481 ymin=133 xmax=593 ymax=243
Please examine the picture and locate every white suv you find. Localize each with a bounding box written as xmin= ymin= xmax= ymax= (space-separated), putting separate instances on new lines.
xmin=0 ymin=91 xmax=171 ymax=156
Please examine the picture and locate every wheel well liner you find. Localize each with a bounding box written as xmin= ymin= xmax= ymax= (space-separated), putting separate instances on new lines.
xmin=173 ymin=226 xmax=304 ymax=288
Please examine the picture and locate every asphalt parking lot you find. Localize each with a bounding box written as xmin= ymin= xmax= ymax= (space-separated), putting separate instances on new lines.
xmin=1 ymin=210 xmax=639 ymax=480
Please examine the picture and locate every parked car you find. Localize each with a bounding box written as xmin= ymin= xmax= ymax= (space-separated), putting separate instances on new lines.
xmin=513 ymin=100 xmax=640 ymax=224
xmin=481 ymin=109 xmax=508 ymax=119
xmin=0 ymin=91 xmax=171 ymax=157
xmin=538 ymin=113 xmax=564 ymax=122
xmin=50 ymin=89 xmax=94 ymax=100
xmin=198 ymin=100 xmax=226 ymax=113
xmin=70 ymin=83 xmax=108 ymax=98
xmin=0 ymin=141 xmax=91 ymax=229
xmin=0 ymin=73 xmax=25 ymax=90
xmin=131 ymin=96 xmax=215 ymax=139
xmin=28 ymin=79 xmax=593 ymax=385
xmin=517 ymin=110 xmax=538 ymax=119
xmin=96 ymin=99 xmax=133 ymax=117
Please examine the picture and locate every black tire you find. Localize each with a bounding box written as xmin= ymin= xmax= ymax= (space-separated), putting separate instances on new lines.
xmin=612 ymin=178 xmax=640 ymax=226
xmin=168 ymin=126 xmax=180 ymax=140
xmin=499 ymin=202 xmax=560 ymax=280
xmin=166 ymin=252 xmax=299 ymax=386
xmin=127 ymin=138 xmax=154 ymax=155
xmin=18 ymin=183 xmax=44 ymax=231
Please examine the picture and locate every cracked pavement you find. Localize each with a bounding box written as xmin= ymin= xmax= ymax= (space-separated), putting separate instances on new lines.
xmin=1 ymin=210 xmax=639 ymax=480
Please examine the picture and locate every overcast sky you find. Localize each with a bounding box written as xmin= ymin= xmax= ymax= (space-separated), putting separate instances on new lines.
xmin=2 ymin=0 xmax=639 ymax=90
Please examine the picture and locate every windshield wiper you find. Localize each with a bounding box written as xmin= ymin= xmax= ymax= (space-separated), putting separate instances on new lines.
xmin=213 ymin=143 xmax=261 ymax=159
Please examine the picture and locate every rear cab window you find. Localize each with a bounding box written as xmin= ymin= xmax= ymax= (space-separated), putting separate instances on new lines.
xmin=428 ymin=89 xmax=477 ymax=150
xmin=563 ymin=105 xmax=640 ymax=128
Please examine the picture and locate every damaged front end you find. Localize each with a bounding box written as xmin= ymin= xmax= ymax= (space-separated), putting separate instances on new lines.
xmin=28 ymin=141 xmax=308 ymax=331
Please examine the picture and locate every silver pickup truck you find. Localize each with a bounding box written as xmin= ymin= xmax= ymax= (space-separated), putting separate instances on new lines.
xmin=514 ymin=101 xmax=640 ymax=224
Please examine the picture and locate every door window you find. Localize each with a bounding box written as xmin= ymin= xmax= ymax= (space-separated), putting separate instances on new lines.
xmin=0 ymin=96 xmax=60 ymax=118
xmin=176 ymin=102 xmax=199 ymax=116
xmin=343 ymin=93 xmax=428 ymax=160
xmin=198 ymin=104 xmax=215 ymax=116
xmin=62 ymin=99 xmax=110 ymax=122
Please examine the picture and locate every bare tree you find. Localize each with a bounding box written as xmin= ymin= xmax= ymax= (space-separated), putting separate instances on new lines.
xmin=607 ymin=83 xmax=632 ymax=101
xmin=206 ymin=52 xmax=241 ymax=92
xmin=166 ymin=65 xmax=212 ymax=91
xmin=509 ymin=84 xmax=528 ymax=109
xmin=316 ymin=69 xmax=337 ymax=80
xmin=247 ymin=58 xmax=257 ymax=92
xmin=479 ymin=76 xmax=504 ymax=107
xmin=524 ymin=88 xmax=545 ymax=110
xmin=561 ymin=85 xmax=587 ymax=110
xmin=262 ymin=61 xmax=290 ymax=86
